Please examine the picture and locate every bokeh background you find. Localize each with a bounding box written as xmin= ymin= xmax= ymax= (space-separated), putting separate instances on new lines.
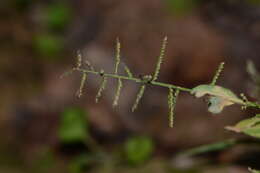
xmin=1 ymin=0 xmax=260 ymax=172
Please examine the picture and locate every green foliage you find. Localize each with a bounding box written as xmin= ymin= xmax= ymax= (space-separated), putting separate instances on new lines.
xmin=12 ymin=0 xmax=32 ymax=10
xmin=46 ymin=3 xmax=72 ymax=31
xmin=181 ymin=139 xmax=236 ymax=156
xmin=248 ymin=0 xmax=260 ymax=5
xmin=191 ymin=85 xmax=244 ymax=114
xmin=226 ymin=114 xmax=260 ymax=138
xmin=124 ymin=136 xmax=154 ymax=165
xmin=58 ymin=107 xmax=89 ymax=144
xmin=34 ymin=34 xmax=63 ymax=58
xmin=69 ymin=155 xmax=91 ymax=173
xmin=166 ymin=0 xmax=201 ymax=15
xmin=32 ymin=150 xmax=56 ymax=173
xmin=247 ymin=60 xmax=260 ymax=98
xmin=249 ymin=168 xmax=260 ymax=173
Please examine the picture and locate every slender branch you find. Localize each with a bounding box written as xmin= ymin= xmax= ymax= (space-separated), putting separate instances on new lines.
xmin=62 ymin=38 xmax=260 ymax=128
xmin=76 ymin=68 xmax=192 ymax=92
xmin=211 ymin=62 xmax=225 ymax=85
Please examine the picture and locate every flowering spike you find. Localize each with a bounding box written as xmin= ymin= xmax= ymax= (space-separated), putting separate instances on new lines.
xmin=76 ymin=50 xmax=82 ymax=69
xmin=132 ymin=85 xmax=146 ymax=112
xmin=60 ymin=68 xmax=76 ymax=79
xmin=168 ymin=88 xmax=180 ymax=128
xmin=152 ymin=36 xmax=168 ymax=81
xmin=95 ymin=77 xmax=108 ymax=103
xmin=113 ymin=78 xmax=123 ymax=107
xmin=114 ymin=38 xmax=121 ymax=74
xmin=85 ymin=59 xmax=95 ymax=71
xmin=77 ymin=73 xmax=87 ymax=98
xmin=124 ymin=64 xmax=133 ymax=78
xmin=211 ymin=62 xmax=225 ymax=85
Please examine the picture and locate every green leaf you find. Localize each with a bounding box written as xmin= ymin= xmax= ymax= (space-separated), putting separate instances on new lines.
xmin=249 ymin=168 xmax=260 ymax=173
xmin=166 ymin=0 xmax=199 ymax=16
xmin=58 ymin=107 xmax=88 ymax=143
xmin=226 ymin=114 xmax=260 ymax=138
xmin=34 ymin=34 xmax=63 ymax=58
xmin=46 ymin=3 xmax=72 ymax=31
xmin=191 ymin=85 xmax=244 ymax=114
xmin=69 ymin=155 xmax=92 ymax=173
xmin=181 ymin=139 xmax=236 ymax=156
xmin=124 ymin=136 xmax=154 ymax=165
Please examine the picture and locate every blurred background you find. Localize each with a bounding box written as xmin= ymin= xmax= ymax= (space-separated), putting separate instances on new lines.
xmin=1 ymin=0 xmax=260 ymax=172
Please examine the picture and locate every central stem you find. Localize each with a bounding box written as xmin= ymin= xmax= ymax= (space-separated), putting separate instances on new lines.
xmin=76 ymin=68 xmax=192 ymax=92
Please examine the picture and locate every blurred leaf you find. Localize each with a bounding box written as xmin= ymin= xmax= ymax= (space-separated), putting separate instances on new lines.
xmin=58 ymin=107 xmax=89 ymax=144
xmin=226 ymin=114 xmax=260 ymax=138
xmin=34 ymin=34 xmax=63 ymax=58
xmin=124 ymin=136 xmax=154 ymax=165
xmin=69 ymin=154 xmax=92 ymax=173
xmin=181 ymin=139 xmax=237 ymax=156
xmin=247 ymin=60 xmax=260 ymax=83
xmin=249 ymin=167 xmax=260 ymax=173
xmin=166 ymin=0 xmax=200 ymax=15
xmin=12 ymin=0 xmax=32 ymax=11
xmin=247 ymin=60 xmax=260 ymax=99
xmin=32 ymin=150 xmax=56 ymax=173
xmin=191 ymin=85 xmax=244 ymax=114
xmin=247 ymin=0 xmax=260 ymax=5
xmin=46 ymin=3 xmax=72 ymax=31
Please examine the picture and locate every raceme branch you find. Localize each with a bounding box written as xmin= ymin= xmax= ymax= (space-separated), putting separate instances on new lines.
xmin=62 ymin=37 xmax=260 ymax=128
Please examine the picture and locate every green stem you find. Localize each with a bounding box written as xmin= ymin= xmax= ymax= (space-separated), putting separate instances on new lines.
xmin=74 ymin=68 xmax=260 ymax=109
xmin=76 ymin=68 xmax=192 ymax=92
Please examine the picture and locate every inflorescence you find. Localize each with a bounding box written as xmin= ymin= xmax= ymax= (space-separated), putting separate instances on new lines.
xmin=62 ymin=37 xmax=260 ymax=128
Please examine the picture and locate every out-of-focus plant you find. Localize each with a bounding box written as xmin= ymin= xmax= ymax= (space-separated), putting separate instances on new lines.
xmin=34 ymin=34 xmax=63 ymax=59
xmin=226 ymin=114 xmax=260 ymax=138
xmin=58 ymin=107 xmax=89 ymax=145
xmin=11 ymin=0 xmax=32 ymax=11
xmin=247 ymin=60 xmax=260 ymax=99
xmin=68 ymin=154 xmax=93 ymax=173
xmin=62 ymin=37 xmax=260 ymax=171
xmin=62 ymin=37 xmax=260 ymax=128
xmin=45 ymin=3 xmax=72 ymax=31
xmin=124 ymin=136 xmax=154 ymax=165
xmin=166 ymin=0 xmax=201 ymax=16
xmin=248 ymin=0 xmax=260 ymax=5
xmin=249 ymin=167 xmax=260 ymax=173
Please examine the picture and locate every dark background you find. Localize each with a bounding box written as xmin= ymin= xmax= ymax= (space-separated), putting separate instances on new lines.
xmin=1 ymin=0 xmax=260 ymax=172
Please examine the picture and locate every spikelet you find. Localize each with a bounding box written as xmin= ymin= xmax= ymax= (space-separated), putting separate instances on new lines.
xmin=85 ymin=59 xmax=95 ymax=71
xmin=211 ymin=62 xmax=225 ymax=85
xmin=114 ymin=38 xmax=121 ymax=74
xmin=132 ymin=85 xmax=146 ymax=112
xmin=124 ymin=64 xmax=133 ymax=78
xmin=240 ymin=93 xmax=249 ymax=110
xmin=168 ymin=88 xmax=180 ymax=128
xmin=60 ymin=50 xmax=82 ymax=78
xmin=240 ymin=93 xmax=248 ymax=103
xmin=60 ymin=68 xmax=75 ymax=79
xmin=77 ymin=72 xmax=87 ymax=98
xmin=113 ymin=78 xmax=123 ymax=107
xmin=76 ymin=50 xmax=82 ymax=69
xmin=95 ymin=76 xmax=108 ymax=103
xmin=152 ymin=36 xmax=168 ymax=81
